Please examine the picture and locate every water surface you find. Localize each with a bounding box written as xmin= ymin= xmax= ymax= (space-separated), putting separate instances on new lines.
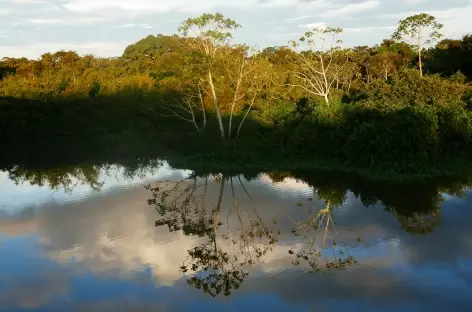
xmin=0 ymin=161 xmax=471 ymax=311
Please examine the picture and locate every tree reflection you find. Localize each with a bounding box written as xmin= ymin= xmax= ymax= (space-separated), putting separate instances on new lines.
xmin=6 ymin=164 xmax=103 ymax=192
xmin=3 ymin=158 xmax=163 ymax=192
xmin=146 ymin=173 xmax=279 ymax=297
xmin=286 ymin=169 xmax=469 ymax=235
xmin=289 ymin=187 xmax=357 ymax=273
xmin=393 ymin=209 xmax=441 ymax=235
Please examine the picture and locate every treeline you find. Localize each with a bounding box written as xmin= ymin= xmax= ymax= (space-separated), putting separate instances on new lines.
xmin=2 ymin=34 xmax=472 ymax=100
xmin=1 ymin=134 xmax=470 ymax=235
xmin=1 ymin=13 xmax=472 ymax=175
xmin=1 ymin=24 xmax=471 ymax=100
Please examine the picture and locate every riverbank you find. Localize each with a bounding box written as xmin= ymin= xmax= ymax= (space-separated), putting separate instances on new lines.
xmin=1 ymin=128 xmax=472 ymax=183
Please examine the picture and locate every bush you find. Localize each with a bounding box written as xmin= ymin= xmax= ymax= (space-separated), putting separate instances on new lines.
xmin=343 ymin=106 xmax=439 ymax=165
xmin=251 ymin=99 xmax=296 ymax=125
xmin=437 ymin=107 xmax=472 ymax=151
xmin=358 ymin=69 xmax=467 ymax=109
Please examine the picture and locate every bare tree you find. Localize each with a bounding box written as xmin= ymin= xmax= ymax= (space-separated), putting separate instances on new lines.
xmin=175 ymin=13 xmax=270 ymax=140
xmin=289 ymin=27 xmax=349 ymax=105
xmin=290 ymin=199 xmax=357 ymax=273
xmin=147 ymin=173 xmax=279 ymax=297
xmin=178 ymin=13 xmax=241 ymax=139
xmin=161 ymin=84 xmax=207 ymax=133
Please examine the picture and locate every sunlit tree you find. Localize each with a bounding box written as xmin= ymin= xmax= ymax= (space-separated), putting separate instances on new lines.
xmin=392 ymin=13 xmax=443 ymax=77
xmin=289 ymin=27 xmax=350 ymax=105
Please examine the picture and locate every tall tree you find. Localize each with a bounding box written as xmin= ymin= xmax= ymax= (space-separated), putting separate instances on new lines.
xmin=289 ymin=27 xmax=349 ymax=105
xmin=177 ymin=13 xmax=241 ymax=139
xmin=391 ymin=13 xmax=443 ymax=77
xmin=175 ymin=13 xmax=270 ymax=140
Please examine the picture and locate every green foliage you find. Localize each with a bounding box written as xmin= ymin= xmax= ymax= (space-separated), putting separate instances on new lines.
xmin=392 ymin=13 xmax=443 ymax=48
xmin=425 ymin=35 xmax=472 ymax=79
xmin=392 ymin=13 xmax=443 ymax=76
xmin=344 ymin=106 xmax=439 ymax=164
xmin=88 ymin=81 xmax=101 ymax=98
xmin=178 ymin=13 xmax=241 ymax=44
xmin=122 ymin=34 xmax=182 ymax=73
xmin=251 ymin=99 xmax=296 ymax=125
xmin=437 ymin=107 xmax=472 ymax=150
xmin=1 ymin=11 xmax=472 ymax=175
xmin=358 ymin=68 xmax=466 ymax=109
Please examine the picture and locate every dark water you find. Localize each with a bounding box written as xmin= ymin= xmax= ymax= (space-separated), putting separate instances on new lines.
xmin=0 ymin=161 xmax=471 ymax=311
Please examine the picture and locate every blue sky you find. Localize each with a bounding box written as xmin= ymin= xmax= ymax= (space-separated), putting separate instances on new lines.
xmin=1 ymin=0 xmax=472 ymax=59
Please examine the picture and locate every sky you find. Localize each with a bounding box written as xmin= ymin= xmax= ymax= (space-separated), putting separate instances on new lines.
xmin=0 ymin=0 xmax=472 ymax=59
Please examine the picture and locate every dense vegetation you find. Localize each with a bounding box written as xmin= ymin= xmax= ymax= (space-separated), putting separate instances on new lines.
xmin=1 ymin=13 xmax=472 ymax=177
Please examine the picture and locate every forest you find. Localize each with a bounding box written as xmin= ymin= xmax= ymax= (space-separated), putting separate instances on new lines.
xmin=1 ymin=12 xmax=472 ymax=177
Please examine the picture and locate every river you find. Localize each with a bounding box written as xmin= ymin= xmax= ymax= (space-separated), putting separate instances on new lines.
xmin=0 ymin=161 xmax=471 ymax=311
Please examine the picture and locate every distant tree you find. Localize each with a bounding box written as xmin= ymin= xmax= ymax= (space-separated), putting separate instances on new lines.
xmin=425 ymin=35 xmax=472 ymax=79
xmin=350 ymin=46 xmax=376 ymax=83
xmin=369 ymin=51 xmax=399 ymax=80
xmin=378 ymin=39 xmax=415 ymax=67
xmin=392 ymin=13 xmax=443 ymax=77
xmin=122 ymin=34 xmax=181 ymax=72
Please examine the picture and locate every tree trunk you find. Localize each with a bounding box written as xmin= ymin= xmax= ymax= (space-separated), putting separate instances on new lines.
xmin=236 ymin=94 xmax=256 ymax=138
xmin=188 ymin=103 xmax=200 ymax=133
xmin=228 ymin=70 xmax=243 ymax=139
xmin=324 ymin=94 xmax=329 ymax=106
xmin=208 ymin=70 xmax=225 ymax=139
xmin=198 ymin=87 xmax=207 ymax=131
xmin=418 ymin=49 xmax=423 ymax=78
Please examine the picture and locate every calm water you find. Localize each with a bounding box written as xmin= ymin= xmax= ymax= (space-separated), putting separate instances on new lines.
xmin=0 ymin=161 xmax=471 ymax=311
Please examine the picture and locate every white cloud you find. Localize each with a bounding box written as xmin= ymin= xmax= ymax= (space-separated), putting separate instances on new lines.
xmin=62 ymin=0 xmax=262 ymax=15
xmin=0 ymin=30 xmax=10 ymax=38
xmin=285 ymin=15 xmax=312 ymax=22
xmin=122 ymin=23 xmax=153 ymax=29
xmin=344 ymin=25 xmax=395 ymax=33
xmin=0 ymin=174 xmax=391 ymax=290
xmin=1 ymin=0 xmax=472 ymax=58
xmin=63 ymin=0 xmax=185 ymax=14
xmin=27 ymin=19 xmax=62 ymax=24
xmin=25 ymin=16 xmax=112 ymax=25
xmin=379 ymin=2 xmax=472 ymax=39
xmin=406 ymin=0 xmax=430 ymax=4
xmin=267 ymin=32 xmax=303 ymax=40
xmin=321 ymin=0 xmax=380 ymax=18
xmin=299 ymin=22 xmax=327 ymax=29
xmin=259 ymin=0 xmax=300 ymax=8
xmin=6 ymin=0 xmax=46 ymax=3
xmin=344 ymin=27 xmax=365 ymax=33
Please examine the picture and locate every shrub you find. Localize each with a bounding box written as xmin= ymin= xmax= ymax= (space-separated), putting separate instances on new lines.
xmin=358 ymin=69 xmax=467 ymax=109
xmin=343 ymin=106 xmax=439 ymax=165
